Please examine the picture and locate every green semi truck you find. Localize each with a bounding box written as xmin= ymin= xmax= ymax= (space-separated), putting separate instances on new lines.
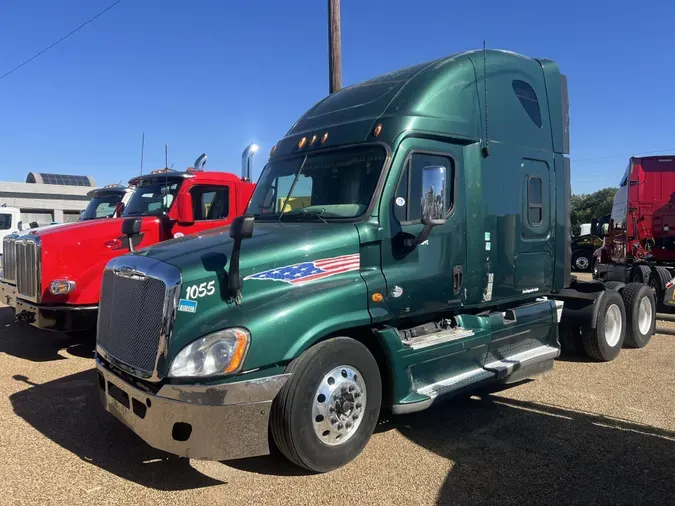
xmin=94 ymin=49 xmax=657 ymax=473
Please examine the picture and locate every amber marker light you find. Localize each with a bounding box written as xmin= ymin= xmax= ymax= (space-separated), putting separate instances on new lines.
xmin=298 ymin=137 xmax=307 ymax=149
xmin=224 ymin=329 xmax=250 ymax=374
xmin=321 ymin=132 xmax=329 ymax=144
xmin=371 ymin=292 xmax=384 ymax=303
xmin=373 ymin=123 xmax=383 ymax=137
xmin=310 ymin=134 xmax=318 ymax=146
xmin=270 ymin=144 xmax=277 ymax=156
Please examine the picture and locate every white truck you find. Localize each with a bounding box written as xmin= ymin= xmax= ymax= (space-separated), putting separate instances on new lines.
xmin=0 ymin=206 xmax=22 ymax=269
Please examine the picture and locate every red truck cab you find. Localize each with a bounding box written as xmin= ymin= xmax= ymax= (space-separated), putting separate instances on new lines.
xmin=0 ymin=149 xmax=257 ymax=333
xmin=79 ymin=184 xmax=134 ymax=222
xmin=593 ymin=155 xmax=675 ymax=300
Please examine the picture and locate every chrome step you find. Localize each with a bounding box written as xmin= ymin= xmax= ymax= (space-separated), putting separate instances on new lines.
xmin=416 ymin=368 xmax=494 ymax=398
xmin=402 ymin=327 xmax=475 ymax=350
xmin=484 ymin=345 xmax=559 ymax=375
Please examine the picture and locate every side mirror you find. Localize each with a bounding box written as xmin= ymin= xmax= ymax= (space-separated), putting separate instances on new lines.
xmin=121 ymin=218 xmax=142 ymax=252
xmin=405 ymin=166 xmax=447 ymax=248
xmin=229 ymin=215 xmax=255 ymax=240
xmin=176 ymin=192 xmax=195 ymax=224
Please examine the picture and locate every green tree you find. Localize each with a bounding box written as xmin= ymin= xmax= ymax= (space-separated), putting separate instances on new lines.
xmin=570 ymin=187 xmax=618 ymax=236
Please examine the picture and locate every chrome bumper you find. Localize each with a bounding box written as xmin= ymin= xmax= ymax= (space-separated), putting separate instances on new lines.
xmin=0 ymin=281 xmax=17 ymax=307
xmin=96 ymin=358 xmax=290 ymax=461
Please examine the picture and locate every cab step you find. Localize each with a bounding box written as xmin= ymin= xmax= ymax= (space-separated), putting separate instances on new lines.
xmin=401 ymin=327 xmax=475 ymax=350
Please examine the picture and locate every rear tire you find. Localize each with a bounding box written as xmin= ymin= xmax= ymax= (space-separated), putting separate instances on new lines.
xmin=572 ymin=250 xmax=592 ymax=272
xmin=621 ymin=283 xmax=655 ymax=348
xmin=558 ymin=325 xmax=582 ymax=356
xmin=581 ymin=289 xmax=626 ymax=362
xmin=270 ymin=337 xmax=382 ymax=473
xmin=649 ymin=266 xmax=671 ymax=309
xmin=631 ymin=265 xmax=651 ymax=284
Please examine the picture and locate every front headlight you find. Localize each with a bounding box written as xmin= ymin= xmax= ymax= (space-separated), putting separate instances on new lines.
xmin=168 ymin=328 xmax=250 ymax=378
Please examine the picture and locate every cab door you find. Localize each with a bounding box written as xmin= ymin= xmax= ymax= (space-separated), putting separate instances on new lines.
xmin=379 ymin=139 xmax=467 ymax=319
xmin=170 ymin=184 xmax=232 ymax=239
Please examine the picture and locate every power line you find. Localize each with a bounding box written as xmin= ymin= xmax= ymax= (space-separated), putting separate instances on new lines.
xmin=0 ymin=0 xmax=122 ymax=82
xmin=572 ymin=148 xmax=675 ymax=165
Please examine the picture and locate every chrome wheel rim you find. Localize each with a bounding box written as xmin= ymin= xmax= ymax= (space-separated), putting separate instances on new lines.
xmin=312 ymin=365 xmax=366 ymax=446
xmin=575 ymin=256 xmax=590 ymax=270
xmin=638 ymin=296 xmax=653 ymax=335
xmin=604 ymin=304 xmax=622 ymax=347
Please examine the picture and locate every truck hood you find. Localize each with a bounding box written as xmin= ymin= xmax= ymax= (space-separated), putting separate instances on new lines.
xmin=135 ymin=221 xmax=365 ymax=370
xmin=139 ymin=221 xmax=360 ymax=283
xmin=29 ymin=216 xmax=163 ymax=304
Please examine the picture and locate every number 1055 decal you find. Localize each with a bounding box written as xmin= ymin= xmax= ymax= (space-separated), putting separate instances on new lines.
xmin=186 ymin=281 xmax=216 ymax=299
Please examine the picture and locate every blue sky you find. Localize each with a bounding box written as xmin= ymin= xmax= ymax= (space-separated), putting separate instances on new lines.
xmin=0 ymin=0 xmax=673 ymax=195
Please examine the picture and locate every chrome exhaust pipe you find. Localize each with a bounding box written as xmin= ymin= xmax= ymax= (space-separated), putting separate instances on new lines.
xmin=241 ymin=143 xmax=259 ymax=182
xmin=193 ymin=153 xmax=207 ymax=170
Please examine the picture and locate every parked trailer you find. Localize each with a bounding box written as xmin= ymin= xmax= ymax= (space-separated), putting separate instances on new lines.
xmin=94 ymin=50 xmax=656 ymax=473
xmin=0 ymin=149 xmax=257 ymax=333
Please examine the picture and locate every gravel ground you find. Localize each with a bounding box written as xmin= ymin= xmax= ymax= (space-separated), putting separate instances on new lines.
xmin=0 ymin=302 xmax=674 ymax=506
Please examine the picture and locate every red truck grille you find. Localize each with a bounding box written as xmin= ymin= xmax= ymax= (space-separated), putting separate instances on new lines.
xmin=1 ymin=236 xmax=17 ymax=283
xmin=15 ymin=239 xmax=40 ymax=301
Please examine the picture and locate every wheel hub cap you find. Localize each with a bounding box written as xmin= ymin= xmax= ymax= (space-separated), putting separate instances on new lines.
xmin=312 ymin=366 xmax=366 ymax=446
xmin=638 ymin=296 xmax=653 ymax=335
xmin=604 ymin=303 xmax=622 ymax=347
xmin=576 ymin=256 xmax=589 ymax=270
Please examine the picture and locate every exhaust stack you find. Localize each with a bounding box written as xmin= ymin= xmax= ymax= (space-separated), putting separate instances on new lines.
xmin=193 ymin=153 xmax=207 ymax=170
xmin=241 ymin=143 xmax=259 ymax=182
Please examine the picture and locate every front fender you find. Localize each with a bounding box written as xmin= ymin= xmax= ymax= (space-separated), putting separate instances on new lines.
xmin=165 ymin=271 xmax=372 ymax=375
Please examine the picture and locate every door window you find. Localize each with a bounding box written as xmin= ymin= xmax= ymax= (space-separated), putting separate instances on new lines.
xmin=190 ymin=185 xmax=230 ymax=220
xmin=0 ymin=213 xmax=11 ymax=230
xmin=394 ymin=153 xmax=454 ymax=224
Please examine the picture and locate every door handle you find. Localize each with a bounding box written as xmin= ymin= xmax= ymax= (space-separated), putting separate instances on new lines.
xmin=453 ymin=266 xmax=463 ymax=295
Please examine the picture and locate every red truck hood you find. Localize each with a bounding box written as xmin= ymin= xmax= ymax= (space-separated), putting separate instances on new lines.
xmin=34 ymin=217 xmax=163 ymax=304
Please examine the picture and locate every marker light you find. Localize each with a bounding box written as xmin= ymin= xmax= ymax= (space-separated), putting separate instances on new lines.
xmin=270 ymin=144 xmax=278 ymax=156
xmin=310 ymin=135 xmax=318 ymax=146
xmin=373 ymin=123 xmax=383 ymax=137
xmin=298 ymin=137 xmax=307 ymax=149
xmin=49 ymin=280 xmax=76 ymax=295
xmin=321 ymin=132 xmax=329 ymax=144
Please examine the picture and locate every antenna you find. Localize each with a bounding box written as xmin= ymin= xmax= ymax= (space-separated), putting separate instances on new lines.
xmin=140 ymin=132 xmax=145 ymax=176
xmin=164 ymin=142 xmax=168 ymax=169
xmin=482 ymin=41 xmax=490 ymax=158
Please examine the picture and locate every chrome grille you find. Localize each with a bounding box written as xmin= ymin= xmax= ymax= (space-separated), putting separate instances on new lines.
xmin=97 ymin=257 xmax=181 ymax=379
xmin=1 ymin=236 xmax=17 ymax=283
xmin=16 ymin=239 xmax=40 ymax=301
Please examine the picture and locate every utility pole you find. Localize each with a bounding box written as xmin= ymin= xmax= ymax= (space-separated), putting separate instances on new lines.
xmin=328 ymin=0 xmax=342 ymax=94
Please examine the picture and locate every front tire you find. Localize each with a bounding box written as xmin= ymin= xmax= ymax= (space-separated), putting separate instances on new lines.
xmin=581 ymin=289 xmax=626 ymax=362
xmin=621 ymin=283 xmax=655 ymax=348
xmin=270 ymin=337 xmax=382 ymax=473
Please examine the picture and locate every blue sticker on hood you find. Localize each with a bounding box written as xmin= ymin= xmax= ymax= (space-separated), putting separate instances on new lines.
xmin=178 ymin=299 xmax=197 ymax=313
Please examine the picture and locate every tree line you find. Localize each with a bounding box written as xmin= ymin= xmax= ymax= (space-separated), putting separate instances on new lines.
xmin=570 ymin=187 xmax=617 ymax=236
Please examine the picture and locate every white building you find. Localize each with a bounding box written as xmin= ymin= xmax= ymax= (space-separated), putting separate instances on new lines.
xmin=0 ymin=172 xmax=97 ymax=225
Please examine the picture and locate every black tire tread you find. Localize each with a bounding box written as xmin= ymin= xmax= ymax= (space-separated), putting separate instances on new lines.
xmin=270 ymin=337 xmax=379 ymax=472
xmin=631 ymin=265 xmax=651 ymax=284
xmin=270 ymin=340 xmax=328 ymax=471
xmin=581 ymin=290 xmax=626 ymax=362
xmin=622 ymin=282 xmax=655 ymax=348
xmin=603 ymin=281 xmax=623 ymax=291
xmin=559 ymin=325 xmax=581 ymax=356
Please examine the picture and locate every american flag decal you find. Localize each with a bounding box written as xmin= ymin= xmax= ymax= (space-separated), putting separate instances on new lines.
xmin=244 ymin=254 xmax=360 ymax=286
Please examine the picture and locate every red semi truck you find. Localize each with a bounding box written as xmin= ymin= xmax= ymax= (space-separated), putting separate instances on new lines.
xmin=593 ymin=155 xmax=675 ymax=304
xmin=0 ymin=147 xmax=258 ymax=333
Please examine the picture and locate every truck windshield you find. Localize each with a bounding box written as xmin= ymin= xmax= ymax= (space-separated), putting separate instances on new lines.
xmin=123 ymin=181 xmax=181 ymax=217
xmin=248 ymin=145 xmax=387 ymax=220
xmin=80 ymin=194 xmax=124 ymax=221
xmin=0 ymin=213 xmax=11 ymax=230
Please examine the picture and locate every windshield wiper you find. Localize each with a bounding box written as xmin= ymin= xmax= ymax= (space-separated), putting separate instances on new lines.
xmin=277 ymin=155 xmax=308 ymax=222
xmin=281 ymin=210 xmax=328 ymax=223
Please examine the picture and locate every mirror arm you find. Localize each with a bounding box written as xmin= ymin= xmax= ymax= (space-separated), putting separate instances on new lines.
xmin=404 ymin=223 xmax=435 ymax=248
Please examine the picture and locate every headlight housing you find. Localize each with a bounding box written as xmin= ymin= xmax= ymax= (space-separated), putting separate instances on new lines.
xmin=49 ymin=280 xmax=76 ymax=295
xmin=168 ymin=328 xmax=250 ymax=378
